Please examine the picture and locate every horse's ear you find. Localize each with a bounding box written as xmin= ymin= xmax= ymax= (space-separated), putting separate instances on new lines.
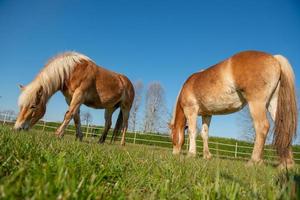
xmin=18 ymin=84 xmax=25 ymax=91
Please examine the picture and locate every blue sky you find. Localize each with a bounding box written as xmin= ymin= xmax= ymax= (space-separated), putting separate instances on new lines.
xmin=0 ymin=0 xmax=300 ymax=140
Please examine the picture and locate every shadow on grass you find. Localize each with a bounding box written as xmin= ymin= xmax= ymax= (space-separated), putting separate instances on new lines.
xmin=276 ymin=170 xmax=300 ymax=199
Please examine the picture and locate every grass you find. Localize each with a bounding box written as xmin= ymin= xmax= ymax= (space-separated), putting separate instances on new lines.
xmin=29 ymin=120 xmax=300 ymax=163
xmin=0 ymin=125 xmax=300 ymax=199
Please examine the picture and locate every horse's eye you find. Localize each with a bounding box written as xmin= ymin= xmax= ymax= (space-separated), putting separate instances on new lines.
xmin=30 ymin=105 xmax=36 ymax=109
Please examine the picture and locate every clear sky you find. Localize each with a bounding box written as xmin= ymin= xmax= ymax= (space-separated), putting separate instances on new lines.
xmin=0 ymin=0 xmax=300 ymax=140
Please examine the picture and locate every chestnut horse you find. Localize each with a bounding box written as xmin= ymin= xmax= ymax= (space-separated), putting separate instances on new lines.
xmin=170 ymin=51 xmax=297 ymax=168
xmin=14 ymin=52 xmax=135 ymax=145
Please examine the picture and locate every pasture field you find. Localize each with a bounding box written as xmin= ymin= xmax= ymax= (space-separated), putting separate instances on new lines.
xmin=24 ymin=120 xmax=300 ymax=163
xmin=0 ymin=125 xmax=299 ymax=199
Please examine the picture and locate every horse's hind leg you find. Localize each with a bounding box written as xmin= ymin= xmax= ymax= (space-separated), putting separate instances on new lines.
xmin=74 ymin=109 xmax=83 ymax=141
xmin=268 ymin=82 xmax=279 ymax=122
xmin=99 ymin=108 xmax=116 ymax=144
xmin=120 ymin=108 xmax=130 ymax=146
xmin=201 ymin=116 xmax=212 ymax=159
xmin=248 ymin=101 xmax=270 ymax=165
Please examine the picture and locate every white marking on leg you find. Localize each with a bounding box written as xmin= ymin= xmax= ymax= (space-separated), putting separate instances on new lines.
xmin=185 ymin=108 xmax=198 ymax=156
xmin=201 ymin=116 xmax=212 ymax=159
xmin=268 ymin=82 xmax=279 ymax=121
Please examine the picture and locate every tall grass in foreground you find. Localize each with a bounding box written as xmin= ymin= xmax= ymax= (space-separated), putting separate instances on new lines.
xmin=0 ymin=126 xmax=299 ymax=199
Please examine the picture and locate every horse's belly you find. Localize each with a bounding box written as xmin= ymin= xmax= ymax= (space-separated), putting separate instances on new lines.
xmin=83 ymin=97 xmax=118 ymax=109
xmin=199 ymin=90 xmax=245 ymax=115
xmin=83 ymin=92 xmax=122 ymax=109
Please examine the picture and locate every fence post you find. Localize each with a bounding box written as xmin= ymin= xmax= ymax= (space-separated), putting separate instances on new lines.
xmin=42 ymin=120 xmax=46 ymax=132
xmin=86 ymin=123 xmax=89 ymax=138
xmin=186 ymin=135 xmax=189 ymax=151
xmin=235 ymin=142 xmax=238 ymax=158
xmin=3 ymin=112 xmax=8 ymax=125
xmin=133 ymin=130 xmax=137 ymax=144
xmin=215 ymin=142 xmax=219 ymax=157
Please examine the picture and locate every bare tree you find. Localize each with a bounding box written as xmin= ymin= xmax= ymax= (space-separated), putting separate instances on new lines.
xmin=143 ymin=82 xmax=168 ymax=133
xmin=81 ymin=111 xmax=93 ymax=126
xmin=237 ymin=105 xmax=256 ymax=142
xmin=128 ymin=80 xmax=143 ymax=132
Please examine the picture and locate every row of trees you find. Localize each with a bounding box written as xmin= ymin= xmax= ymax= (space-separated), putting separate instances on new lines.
xmin=129 ymin=81 xmax=169 ymax=134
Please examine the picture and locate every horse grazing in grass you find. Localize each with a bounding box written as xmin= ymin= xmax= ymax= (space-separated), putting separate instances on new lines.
xmin=14 ymin=52 xmax=135 ymax=145
xmin=169 ymin=51 xmax=297 ymax=169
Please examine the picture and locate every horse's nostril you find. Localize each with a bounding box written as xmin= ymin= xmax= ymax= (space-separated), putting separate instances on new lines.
xmin=14 ymin=127 xmax=21 ymax=131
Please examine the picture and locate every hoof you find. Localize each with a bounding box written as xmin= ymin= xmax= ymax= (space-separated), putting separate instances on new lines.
xmin=246 ymin=159 xmax=264 ymax=167
xmin=172 ymin=148 xmax=181 ymax=155
xmin=187 ymin=152 xmax=197 ymax=158
xmin=277 ymin=161 xmax=295 ymax=171
xmin=55 ymin=129 xmax=64 ymax=139
xmin=55 ymin=134 xmax=63 ymax=139
xmin=121 ymin=138 xmax=126 ymax=146
xmin=75 ymin=132 xmax=83 ymax=141
xmin=203 ymin=152 xmax=212 ymax=160
xmin=98 ymin=138 xmax=105 ymax=144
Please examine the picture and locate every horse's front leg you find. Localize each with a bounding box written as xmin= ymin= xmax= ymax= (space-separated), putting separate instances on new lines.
xmin=201 ymin=116 xmax=212 ymax=160
xmin=185 ymin=106 xmax=199 ymax=157
xmin=56 ymin=91 xmax=84 ymax=138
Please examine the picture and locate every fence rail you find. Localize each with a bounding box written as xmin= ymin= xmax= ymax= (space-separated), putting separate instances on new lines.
xmin=1 ymin=112 xmax=300 ymax=162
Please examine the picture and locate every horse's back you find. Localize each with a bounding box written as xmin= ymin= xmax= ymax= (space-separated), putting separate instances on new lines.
xmin=230 ymin=51 xmax=281 ymax=101
xmin=179 ymin=50 xmax=281 ymax=115
xmin=180 ymin=59 xmax=244 ymax=115
xmin=64 ymin=60 xmax=126 ymax=108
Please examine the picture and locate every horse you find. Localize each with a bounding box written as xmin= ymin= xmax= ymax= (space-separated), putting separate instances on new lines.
xmin=169 ymin=50 xmax=297 ymax=169
xmin=14 ymin=52 xmax=135 ymax=145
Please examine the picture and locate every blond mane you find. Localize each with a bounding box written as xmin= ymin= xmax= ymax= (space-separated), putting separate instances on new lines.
xmin=18 ymin=52 xmax=92 ymax=107
xmin=170 ymin=87 xmax=183 ymax=125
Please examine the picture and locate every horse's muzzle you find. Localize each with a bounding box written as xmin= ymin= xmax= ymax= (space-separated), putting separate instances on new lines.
xmin=14 ymin=121 xmax=29 ymax=131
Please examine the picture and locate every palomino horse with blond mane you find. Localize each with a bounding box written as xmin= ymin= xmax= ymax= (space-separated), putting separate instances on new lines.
xmin=170 ymin=50 xmax=297 ymax=168
xmin=14 ymin=52 xmax=134 ymax=145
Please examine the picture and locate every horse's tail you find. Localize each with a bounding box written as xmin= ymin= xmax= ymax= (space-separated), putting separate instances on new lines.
xmin=273 ymin=55 xmax=298 ymax=159
xmin=111 ymin=109 xmax=123 ymax=143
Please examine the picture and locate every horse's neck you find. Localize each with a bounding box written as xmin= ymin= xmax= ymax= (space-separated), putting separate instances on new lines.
xmin=174 ymin=102 xmax=186 ymax=130
xmin=32 ymin=79 xmax=61 ymax=105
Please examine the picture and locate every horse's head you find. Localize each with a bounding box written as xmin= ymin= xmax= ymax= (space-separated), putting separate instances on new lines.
xmin=14 ymin=85 xmax=46 ymax=131
xmin=168 ymin=121 xmax=188 ymax=155
xmin=168 ymin=122 xmax=188 ymax=141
